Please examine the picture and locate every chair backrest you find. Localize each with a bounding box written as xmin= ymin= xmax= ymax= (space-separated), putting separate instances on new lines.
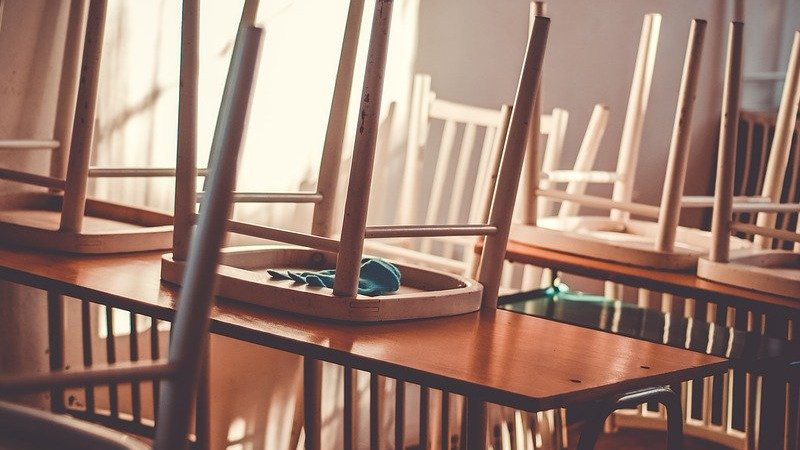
xmin=733 ymin=111 xmax=800 ymax=249
xmin=394 ymin=74 xmax=513 ymax=260
xmin=753 ymin=30 xmax=800 ymax=250
xmin=711 ymin=28 xmax=800 ymax=260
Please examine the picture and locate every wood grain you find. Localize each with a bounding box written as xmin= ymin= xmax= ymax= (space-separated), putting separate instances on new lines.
xmin=0 ymin=246 xmax=726 ymax=412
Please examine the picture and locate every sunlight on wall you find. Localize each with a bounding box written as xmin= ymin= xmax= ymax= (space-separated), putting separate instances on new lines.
xmin=92 ymin=0 xmax=359 ymax=228
xmin=226 ymin=416 xmax=247 ymax=450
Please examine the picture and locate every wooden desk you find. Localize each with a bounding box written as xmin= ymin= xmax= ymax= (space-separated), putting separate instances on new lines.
xmin=504 ymin=240 xmax=800 ymax=313
xmin=0 ymin=245 xmax=728 ymax=413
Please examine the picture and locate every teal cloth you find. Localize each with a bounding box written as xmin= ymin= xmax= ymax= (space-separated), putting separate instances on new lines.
xmin=267 ymin=258 xmax=401 ymax=297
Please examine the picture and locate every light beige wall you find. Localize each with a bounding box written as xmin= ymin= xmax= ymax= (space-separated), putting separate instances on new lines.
xmin=415 ymin=0 xmax=737 ymax=227
xmin=0 ymin=0 xmax=71 ymax=408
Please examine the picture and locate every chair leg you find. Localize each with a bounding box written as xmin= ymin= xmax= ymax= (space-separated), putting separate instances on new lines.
xmin=576 ymin=386 xmax=683 ymax=450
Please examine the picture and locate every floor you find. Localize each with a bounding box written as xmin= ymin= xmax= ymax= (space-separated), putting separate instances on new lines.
xmin=567 ymin=428 xmax=730 ymax=450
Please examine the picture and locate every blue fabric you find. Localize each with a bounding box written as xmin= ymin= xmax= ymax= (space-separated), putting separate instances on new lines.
xmin=267 ymin=258 xmax=401 ymax=297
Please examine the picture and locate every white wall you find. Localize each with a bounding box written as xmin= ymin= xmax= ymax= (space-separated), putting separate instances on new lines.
xmin=413 ymin=0 xmax=799 ymax=228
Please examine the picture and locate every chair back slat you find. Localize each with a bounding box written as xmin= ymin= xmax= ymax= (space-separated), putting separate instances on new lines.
xmin=419 ymin=119 xmax=458 ymax=254
xmin=558 ymin=104 xmax=610 ymax=217
xmin=397 ymin=74 xmax=431 ymax=225
xmin=468 ymin=125 xmax=500 ymax=223
xmin=444 ymin=123 xmax=478 ymax=258
xmin=537 ymin=108 xmax=568 ymax=218
xmin=429 ymin=100 xmax=503 ymax=127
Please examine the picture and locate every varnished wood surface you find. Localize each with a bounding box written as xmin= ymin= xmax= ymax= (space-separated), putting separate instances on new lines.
xmin=503 ymin=240 xmax=800 ymax=312
xmin=0 ymin=245 xmax=727 ymax=412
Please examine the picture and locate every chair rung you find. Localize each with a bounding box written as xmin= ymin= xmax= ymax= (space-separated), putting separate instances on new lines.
xmin=541 ymin=170 xmax=622 ymax=183
xmin=0 ymin=139 xmax=60 ymax=150
xmin=365 ymin=224 xmax=497 ymax=239
xmin=196 ymin=191 xmax=323 ymax=203
xmin=730 ymin=202 xmax=800 ymax=213
xmin=0 ymin=360 xmax=175 ymax=394
xmin=190 ymin=214 xmax=340 ymax=252
xmin=0 ymin=167 xmax=65 ymax=190
xmin=88 ymin=167 xmax=210 ymax=177
xmin=681 ymin=195 xmax=772 ymax=208
xmin=536 ymin=189 xmax=661 ymax=218
xmin=730 ymin=223 xmax=800 ymax=244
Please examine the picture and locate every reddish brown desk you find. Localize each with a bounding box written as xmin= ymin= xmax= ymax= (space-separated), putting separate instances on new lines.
xmin=0 ymin=245 xmax=727 ymax=410
xmin=0 ymin=245 xmax=727 ymax=441
xmin=504 ymin=240 xmax=800 ymax=314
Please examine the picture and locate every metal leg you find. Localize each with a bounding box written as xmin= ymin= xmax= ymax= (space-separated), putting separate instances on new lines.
xmin=577 ymin=386 xmax=683 ymax=450
xmin=466 ymin=397 xmax=487 ymax=450
xmin=46 ymin=293 xmax=65 ymax=413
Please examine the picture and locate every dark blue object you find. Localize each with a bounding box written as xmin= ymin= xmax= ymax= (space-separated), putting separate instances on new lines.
xmin=267 ymin=258 xmax=402 ymax=297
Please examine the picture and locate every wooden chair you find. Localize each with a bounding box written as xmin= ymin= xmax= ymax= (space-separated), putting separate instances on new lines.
xmin=698 ymin=29 xmax=800 ymax=298
xmin=162 ymin=1 xmax=551 ymax=322
xmin=0 ymin=0 xmax=212 ymax=254
xmin=511 ymin=18 xmax=756 ymax=272
xmin=362 ymin=73 xmax=513 ymax=274
xmin=363 ymin=74 xmax=596 ymax=448
xmin=0 ymin=17 xmax=262 ymax=450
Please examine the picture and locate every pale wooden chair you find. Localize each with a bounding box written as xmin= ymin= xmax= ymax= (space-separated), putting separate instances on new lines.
xmin=362 ymin=71 xmax=595 ymax=449
xmin=510 ymin=22 xmax=799 ymax=450
xmin=162 ymin=7 xmax=550 ymax=450
xmin=698 ymin=29 xmax=800 ymax=298
xmin=363 ymin=72 xmax=513 ymax=274
xmin=161 ymin=3 xmax=549 ymax=323
xmin=0 ymin=17 xmax=263 ymax=450
xmin=0 ymin=0 xmax=214 ymax=254
xmin=512 ymin=18 xmax=757 ymax=273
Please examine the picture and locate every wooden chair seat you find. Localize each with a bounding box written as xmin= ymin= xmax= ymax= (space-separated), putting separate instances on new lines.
xmin=0 ymin=192 xmax=171 ymax=253
xmin=162 ymin=245 xmax=483 ymax=321
xmin=698 ymin=249 xmax=800 ymax=298
xmin=512 ymin=216 xmax=752 ymax=271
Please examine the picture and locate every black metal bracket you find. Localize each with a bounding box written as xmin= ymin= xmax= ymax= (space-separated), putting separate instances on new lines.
xmin=577 ymin=386 xmax=683 ymax=450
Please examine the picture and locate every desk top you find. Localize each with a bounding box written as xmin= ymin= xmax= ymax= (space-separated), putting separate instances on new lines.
xmin=504 ymin=241 xmax=800 ymax=313
xmin=0 ymin=245 xmax=727 ymax=412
